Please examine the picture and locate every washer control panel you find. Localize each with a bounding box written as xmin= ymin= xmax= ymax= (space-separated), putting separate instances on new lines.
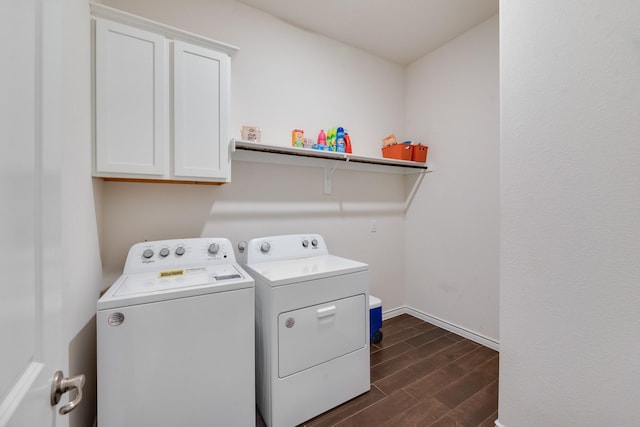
xmin=123 ymin=238 xmax=237 ymax=274
xmin=245 ymin=234 xmax=329 ymax=263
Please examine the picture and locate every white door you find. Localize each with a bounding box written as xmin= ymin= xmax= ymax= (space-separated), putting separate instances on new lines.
xmin=0 ymin=0 xmax=81 ymax=425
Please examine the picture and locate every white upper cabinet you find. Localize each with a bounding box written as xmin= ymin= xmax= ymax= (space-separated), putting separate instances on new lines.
xmin=95 ymin=18 xmax=168 ymax=177
xmin=173 ymin=41 xmax=229 ymax=180
xmin=91 ymin=3 xmax=238 ymax=183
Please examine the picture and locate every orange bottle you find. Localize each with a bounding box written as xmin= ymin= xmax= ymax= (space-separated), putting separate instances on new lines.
xmin=344 ymin=131 xmax=352 ymax=154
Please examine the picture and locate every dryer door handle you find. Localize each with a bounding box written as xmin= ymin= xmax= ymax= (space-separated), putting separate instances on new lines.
xmin=317 ymin=305 xmax=337 ymax=318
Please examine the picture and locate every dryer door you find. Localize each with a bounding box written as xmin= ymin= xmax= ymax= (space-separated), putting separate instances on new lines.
xmin=278 ymin=294 xmax=366 ymax=378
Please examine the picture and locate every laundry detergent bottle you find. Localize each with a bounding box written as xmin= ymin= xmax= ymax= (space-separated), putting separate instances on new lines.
xmin=317 ymin=129 xmax=327 ymax=150
xmin=336 ymin=127 xmax=345 ymax=153
xmin=344 ymin=130 xmax=352 ymax=153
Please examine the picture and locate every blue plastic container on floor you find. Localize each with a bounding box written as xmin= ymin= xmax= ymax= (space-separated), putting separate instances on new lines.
xmin=369 ymin=295 xmax=383 ymax=344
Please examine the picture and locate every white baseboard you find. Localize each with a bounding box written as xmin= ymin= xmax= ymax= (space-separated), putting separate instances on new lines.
xmin=381 ymin=305 xmax=406 ymax=321
xmin=494 ymin=419 xmax=505 ymax=427
xmin=382 ymin=305 xmax=500 ymax=351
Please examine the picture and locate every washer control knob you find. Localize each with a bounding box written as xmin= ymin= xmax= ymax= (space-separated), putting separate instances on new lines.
xmin=159 ymin=248 xmax=170 ymax=258
xmin=260 ymin=242 xmax=271 ymax=253
xmin=142 ymin=249 xmax=154 ymax=259
xmin=311 ymin=239 xmax=318 ymax=247
xmin=175 ymin=246 xmax=185 ymax=256
xmin=302 ymin=240 xmax=309 ymax=248
xmin=208 ymin=243 xmax=220 ymax=255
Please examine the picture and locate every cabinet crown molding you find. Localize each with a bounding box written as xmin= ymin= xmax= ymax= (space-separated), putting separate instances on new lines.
xmin=89 ymin=2 xmax=239 ymax=56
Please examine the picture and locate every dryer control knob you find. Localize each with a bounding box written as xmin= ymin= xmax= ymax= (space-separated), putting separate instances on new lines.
xmin=208 ymin=243 xmax=220 ymax=255
xmin=260 ymin=242 xmax=271 ymax=253
xmin=302 ymin=240 xmax=309 ymax=248
xmin=142 ymin=249 xmax=154 ymax=259
xmin=159 ymin=248 xmax=170 ymax=258
xmin=175 ymin=246 xmax=185 ymax=256
xmin=311 ymin=239 xmax=318 ymax=247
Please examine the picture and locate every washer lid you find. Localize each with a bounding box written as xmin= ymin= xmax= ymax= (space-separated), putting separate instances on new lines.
xmin=244 ymin=254 xmax=368 ymax=287
xmin=97 ymin=264 xmax=254 ymax=310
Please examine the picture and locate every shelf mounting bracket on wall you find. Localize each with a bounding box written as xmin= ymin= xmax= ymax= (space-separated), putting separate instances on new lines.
xmin=324 ymin=163 xmax=338 ymax=195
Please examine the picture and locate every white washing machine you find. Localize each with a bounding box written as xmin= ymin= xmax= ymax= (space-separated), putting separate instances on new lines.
xmin=97 ymin=238 xmax=255 ymax=427
xmin=243 ymin=234 xmax=370 ymax=427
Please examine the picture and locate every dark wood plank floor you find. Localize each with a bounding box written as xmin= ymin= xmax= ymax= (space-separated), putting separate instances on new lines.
xmin=257 ymin=314 xmax=499 ymax=427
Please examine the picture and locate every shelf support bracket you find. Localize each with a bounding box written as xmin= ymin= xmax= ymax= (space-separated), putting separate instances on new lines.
xmin=324 ymin=163 xmax=338 ymax=195
xmin=404 ymin=170 xmax=427 ymax=211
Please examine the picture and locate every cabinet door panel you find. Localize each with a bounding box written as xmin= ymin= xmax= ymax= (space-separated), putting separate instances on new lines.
xmin=173 ymin=41 xmax=229 ymax=180
xmin=95 ymin=18 xmax=167 ymax=176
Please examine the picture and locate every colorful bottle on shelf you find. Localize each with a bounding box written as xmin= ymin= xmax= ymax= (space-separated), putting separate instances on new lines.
xmin=336 ymin=127 xmax=345 ymax=153
xmin=344 ymin=130 xmax=352 ymax=153
xmin=327 ymin=127 xmax=336 ymax=151
xmin=316 ymin=129 xmax=327 ymax=150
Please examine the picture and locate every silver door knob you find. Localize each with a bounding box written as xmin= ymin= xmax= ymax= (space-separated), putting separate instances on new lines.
xmin=50 ymin=370 xmax=85 ymax=415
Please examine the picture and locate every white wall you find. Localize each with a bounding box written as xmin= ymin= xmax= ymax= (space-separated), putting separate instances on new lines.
xmin=97 ymin=0 xmax=408 ymax=310
xmin=61 ymin=1 xmax=103 ymax=426
xmin=404 ymin=16 xmax=499 ymax=344
xmin=500 ymin=1 xmax=640 ymax=426
xmin=100 ymin=164 xmax=408 ymax=308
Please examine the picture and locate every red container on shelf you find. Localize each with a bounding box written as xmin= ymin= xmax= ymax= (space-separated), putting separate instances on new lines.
xmin=411 ymin=145 xmax=428 ymax=162
xmin=381 ymin=144 xmax=413 ymax=161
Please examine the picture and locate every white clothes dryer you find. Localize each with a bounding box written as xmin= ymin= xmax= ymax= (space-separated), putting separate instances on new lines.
xmin=243 ymin=234 xmax=370 ymax=427
xmin=97 ymin=238 xmax=255 ymax=427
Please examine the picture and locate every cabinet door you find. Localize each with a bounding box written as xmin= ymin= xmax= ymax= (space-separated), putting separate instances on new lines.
xmin=95 ymin=18 xmax=167 ymax=176
xmin=173 ymin=41 xmax=230 ymax=181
